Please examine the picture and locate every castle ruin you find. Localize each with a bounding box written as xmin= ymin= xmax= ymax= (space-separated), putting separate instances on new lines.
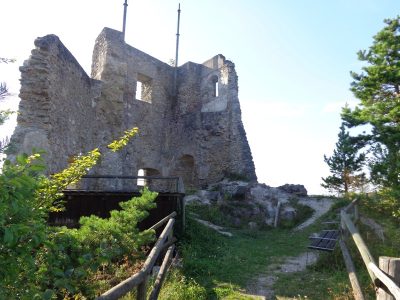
xmin=10 ymin=27 xmax=257 ymax=189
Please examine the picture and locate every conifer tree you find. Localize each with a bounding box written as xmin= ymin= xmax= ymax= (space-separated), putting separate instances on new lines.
xmin=322 ymin=123 xmax=366 ymax=195
xmin=342 ymin=16 xmax=400 ymax=189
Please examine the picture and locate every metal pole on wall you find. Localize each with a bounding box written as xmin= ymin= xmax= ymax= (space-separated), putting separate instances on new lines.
xmin=122 ymin=0 xmax=128 ymax=41
xmin=174 ymin=3 xmax=181 ymax=96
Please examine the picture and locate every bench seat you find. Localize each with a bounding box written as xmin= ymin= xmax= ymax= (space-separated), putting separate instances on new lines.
xmin=308 ymin=230 xmax=339 ymax=252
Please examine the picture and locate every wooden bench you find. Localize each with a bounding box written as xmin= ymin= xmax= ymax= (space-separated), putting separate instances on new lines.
xmin=308 ymin=230 xmax=339 ymax=252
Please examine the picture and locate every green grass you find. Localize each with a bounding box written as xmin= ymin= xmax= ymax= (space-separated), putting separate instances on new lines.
xmin=159 ymin=203 xmax=324 ymax=299
xmin=157 ymin=197 xmax=399 ymax=299
xmin=273 ymin=196 xmax=400 ymax=300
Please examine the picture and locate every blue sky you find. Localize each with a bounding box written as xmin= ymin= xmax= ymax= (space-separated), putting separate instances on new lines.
xmin=1 ymin=1 xmax=400 ymax=194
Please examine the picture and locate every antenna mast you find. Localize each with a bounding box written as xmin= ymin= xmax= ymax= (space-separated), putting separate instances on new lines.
xmin=174 ymin=3 xmax=181 ymax=96
xmin=122 ymin=0 xmax=128 ymax=41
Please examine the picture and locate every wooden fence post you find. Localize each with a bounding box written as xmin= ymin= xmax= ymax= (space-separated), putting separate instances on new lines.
xmin=354 ymin=203 xmax=359 ymax=223
xmin=274 ymin=201 xmax=282 ymax=228
xmin=137 ymin=276 xmax=148 ymax=300
xmin=376 ymin=257 xmax=400 ymax=300
xmin=339 ymin=239 xmax=365 ymax=300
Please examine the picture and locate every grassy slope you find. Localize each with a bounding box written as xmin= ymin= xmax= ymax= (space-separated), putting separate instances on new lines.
xmin=273 ymin=198 xmax=400 ymax=300
xmin=160 ymin=202 xmax=321 ymax=299
xmin=159 ymin=198 xmax=399 ymax=299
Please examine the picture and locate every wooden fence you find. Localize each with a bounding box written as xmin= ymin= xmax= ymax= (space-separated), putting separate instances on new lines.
xmin=340 ymin=198 xmax=400 ymax=300
xmin=96 ymin=211 xmax=178 ymax=300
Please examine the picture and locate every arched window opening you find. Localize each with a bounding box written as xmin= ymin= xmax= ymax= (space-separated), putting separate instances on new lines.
xmin=137 ymin=168 xmax=161 ymax=187
xmin=137 ymin=168 xmax=145 ymax=186
xmin=211 ymin=75 xmax=219 ymax=97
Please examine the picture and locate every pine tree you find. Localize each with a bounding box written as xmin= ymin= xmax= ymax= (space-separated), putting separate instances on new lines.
xmin=342 ymin=16 xmax=400 ymax=189
xmin=322 ymin=123 xmax=366 ymax=195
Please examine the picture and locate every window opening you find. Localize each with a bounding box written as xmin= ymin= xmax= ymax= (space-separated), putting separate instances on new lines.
xmin=211 ymin=75 xmax=219 ymax=97
xmin=137 ymin=169 xmax=145 ymax=186
xmin=137 ymin=168 xmax=161 ymax=187
xmin=135 ymin=81 xmax=143 ymax=100
xmin=136 ymin=73 xmax=152 ymax=103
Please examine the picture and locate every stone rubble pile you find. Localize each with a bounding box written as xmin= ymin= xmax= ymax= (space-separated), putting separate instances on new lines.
xmin=185 ymin=180 xmax=309 ymax=228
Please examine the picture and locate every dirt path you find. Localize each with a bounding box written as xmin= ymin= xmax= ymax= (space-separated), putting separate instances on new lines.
xmin=293 ymin=197 xmax=334 ymax=231
xmin=245 ymin=197 xmax=334 ymax=299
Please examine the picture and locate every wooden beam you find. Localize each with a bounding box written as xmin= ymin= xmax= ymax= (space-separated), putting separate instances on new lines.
xmin=344 ymin=198 xmax=360 ymax=213
xmin=274 ymin=201 xmax=282 ymax=228
xmin=149 ymin=245 xmax=175 ymax=300
xmin=341 ymin=210 xmax=377 ymax=283
xmin=136 ymin=276 xmax=148 ymax=300
xmin=373 ymin=257 xmax=400 ymax=300
xmin=97 ymin=218 xmax=175 ymax=300
xmin=339 ymin=239 xmax=365 ymax=300
xmin=149 ymin=211 xmax=177 ymax=230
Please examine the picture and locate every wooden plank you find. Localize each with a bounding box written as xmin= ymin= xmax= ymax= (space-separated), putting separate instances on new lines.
xmin=341 ymin=210 xmax=377 ymax=283
xmin=274 ymin=201 xmax=282 ymax=228
xmin=344 ymin=198 xmax=360 ymax=213
xmin=149 ymin=245 xmax=175 ymax=300
xmin=137 ymin=276 xmax=148 ymax=300
xmin=374 ymin=257 xmax=400 ymax=300
xmin=149 ymin=211 xmax=177 ymax=230
xmin=97 ymin=218 xmax=175 ymax=300
xmin=339 ymin=239 xmax=365 ymax=300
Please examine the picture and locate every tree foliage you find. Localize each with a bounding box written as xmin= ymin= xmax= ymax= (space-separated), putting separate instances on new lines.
xmin=342 ymin=16 xmax=400 ymax=190
xmin=322 ymin=123 xmax=366 ymax=195
xmin=0 ymin=57 xmax=16 ymax=150
xmin=0 ymin=127 xmax=158 ymax=298
xmin=0 ymin=81 xmax=13 ymax=126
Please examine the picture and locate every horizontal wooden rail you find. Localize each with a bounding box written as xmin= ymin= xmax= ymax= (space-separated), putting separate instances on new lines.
xmin=341 ymin=210 xmax=377 ymax=282
xmin=341 ymin=199 xmax=400 ymax=299
xmin=343 ymin=198 xmax=359 ymax=212
xmin=150 ymin=211 xmax=177 ymax=231
xmin=79 ymin=175 xmax=185 ymax=193
xmin=82 ymin=175 xmax=181 ymax=180
xmin=97 ymin=218 xmax=175 ymax=300
xmin=149 ymin=245 xmax=175 ymax=300
xmin=368 ymin=262 xmax=400 ymax=299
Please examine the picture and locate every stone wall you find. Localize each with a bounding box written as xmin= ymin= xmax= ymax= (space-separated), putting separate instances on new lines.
xmin=10 ymin=27 xmax=257 ymax=190
xmin=11 ymin=34 xmax=100 ymax=174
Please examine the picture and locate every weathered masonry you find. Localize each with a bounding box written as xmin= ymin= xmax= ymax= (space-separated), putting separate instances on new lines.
xmin=10 ymin=27 xmax=257 ymax=189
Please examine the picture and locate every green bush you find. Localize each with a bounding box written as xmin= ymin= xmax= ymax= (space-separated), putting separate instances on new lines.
xmin=0 ymin=128 xmax=159 ymax=299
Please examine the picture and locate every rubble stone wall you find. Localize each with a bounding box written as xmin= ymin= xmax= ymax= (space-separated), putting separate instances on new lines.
xmin=10 ymin=27 xmax=257 ymax=189
xmin=12 ymin=34 xmax=99 ymax=174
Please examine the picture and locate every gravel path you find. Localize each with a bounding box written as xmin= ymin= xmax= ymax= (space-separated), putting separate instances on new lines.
xmin=293 ymin=197 xmax=334 ymax=231
xmin=245 ymin=197 xmax=334 ymax=299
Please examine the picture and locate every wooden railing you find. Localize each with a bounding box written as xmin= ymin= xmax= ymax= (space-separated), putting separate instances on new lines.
xmin=96 ymin=211 xmax=177 ymax=300
xmin=340 ymin=199 xmax=400 ymax=300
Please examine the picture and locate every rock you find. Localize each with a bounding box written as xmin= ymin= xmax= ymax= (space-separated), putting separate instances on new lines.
xmin=281 ymin=207 xmax=297 ymax=221
xmin=206 ymin=191 xmax=221 ymax=202
xmin=233 ymin=217 xmax=242 ymax=227
xmin=248 ymin=221 xmax=258 ymax=230
xmin=184 ymin=194 xmax=209 ymax=205
xmin=195 ymin=190 xmax=220 ymax=204
xmin=277 ymin=184 xmax=308 ymax=196
xmin=232 ymin=185 xmax=247 ymax=200
xmin=151 ymin=266 xmax=160 ymax=277
xmin=186 ymin=179 xmax=311 ymax=229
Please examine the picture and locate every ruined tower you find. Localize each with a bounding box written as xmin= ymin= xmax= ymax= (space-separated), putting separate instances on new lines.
xmin=10 ymin=28 xmax=257 ymax=189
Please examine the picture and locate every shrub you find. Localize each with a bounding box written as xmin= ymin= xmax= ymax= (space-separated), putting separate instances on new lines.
xmin=0 ymin=127 xmax=158 ymax=298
